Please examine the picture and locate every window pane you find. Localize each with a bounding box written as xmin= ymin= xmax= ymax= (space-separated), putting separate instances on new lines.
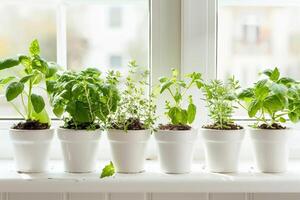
xmin=218 ymin=1 xmax=300 ymax=88
xmin=0 ymin=3 xmax=56 ymax=118
xmin=66 ymin=1 xmax=149 ymax=73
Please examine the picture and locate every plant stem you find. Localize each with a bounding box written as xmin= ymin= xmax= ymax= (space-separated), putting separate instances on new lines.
xmin=10 ymin=102 xmax=25 ymax=119
xmin=27 ymin=80 xmax=33 ymax=120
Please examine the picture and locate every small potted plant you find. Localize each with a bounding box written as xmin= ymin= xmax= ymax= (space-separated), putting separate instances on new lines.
xmin=0 ymin=39 xmax=58 ymax=172
xmin=238 ymin=67 xmax=300 ymax=172
xmin=106 ymin=61 xmax=156 ymax=174
xmin=200 ymin=77 xmax=245 ymax=173
xmin=155 ymin=69 xmax=202 ymax=174
xmin=50 ymin=68 xmax=120 ymax=173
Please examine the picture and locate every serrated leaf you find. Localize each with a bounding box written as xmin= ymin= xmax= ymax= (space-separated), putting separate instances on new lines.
xmin=6 ymin=82 xmax=24 ymax=101
xmin=31 ymin=93 xmax=45 ymax=113
xmin=100 ymin=161 xmax=115 ymax=178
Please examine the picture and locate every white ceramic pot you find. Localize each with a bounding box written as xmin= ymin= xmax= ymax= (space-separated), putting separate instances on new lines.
xmin=57 ymin=128 xmax=101 ymax=173
xmin=249 ymin=128 xmax=291 ymax=173
xmin=200 ymin=128 xmax=245 ymax=173
xmin=155 ymin=129 xmax=198 ymax=174
xmin=9 ymin=128 xmax=54 ymax=173
xmin=107 ymin=129 xmax=150 ymax=173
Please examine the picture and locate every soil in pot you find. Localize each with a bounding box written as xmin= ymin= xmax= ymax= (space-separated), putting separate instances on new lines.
xmin=258 ymin=123 xmax=286 ymax=130
xmin=202 ymin=123 xmax=243 ymax=130
xmin=158 ymin=124 xmax=191 ymax=131
xmin=62 ymin=118 xmax=100 ymax=130
xmin=12 ymin=120 xmax=49 ymax=130
xmin=110 ymin=118 xmax=146 ymax=130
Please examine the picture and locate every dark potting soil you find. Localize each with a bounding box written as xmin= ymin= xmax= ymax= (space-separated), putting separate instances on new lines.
xmin=12 ymin=120 xmax=49 ymax=130
xmin=62 ymin=119 xmax=100 ymax=130
xmin=258 ymin=123 xmax=286 ymax=130
xmin=111 ymin=118 xmax=146 ymax=130
xmin=202 ymin=123 xmax=243 ymax=130
xmin=158 ymin=123 xmax=192 ymax=131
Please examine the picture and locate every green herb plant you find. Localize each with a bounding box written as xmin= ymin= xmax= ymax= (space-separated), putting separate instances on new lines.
xmin=0 ymin=39 xmax=58 ymax=126
xmin=107 ymin=61 xmax=156 ymax=131
xmin=158 ymin=69 xmax=202 ymax=129
xmin=49 ymin=68 xmax=120 ymax=130
xmin=238 ymin=67 xmax=300 ymax=129
xmin=202 ymin=77 xmax=242 ymax=130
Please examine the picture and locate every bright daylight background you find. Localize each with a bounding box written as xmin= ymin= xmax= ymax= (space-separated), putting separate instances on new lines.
xmin=218 ymin=0 xmax=300 ymax=118
xmin=0 ymin=0 xmax=149 ymax=118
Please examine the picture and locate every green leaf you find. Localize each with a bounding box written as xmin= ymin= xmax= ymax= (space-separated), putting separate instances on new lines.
xmin=187 ymin=103 xmax=196 ymax=124
xmin=158 ymin=77 xmax=168 ymax=83
xmin=0 ymin=58 xmax=20 ymax=70
xmin=279 ymin=117 xmax=286 ymax=123
xmin=0 ymin=77 xmax=15 ymax=85
xmin=238 ymin=88 xmax=254 ymax=100
xmin=160 ymin=81 xmax=173 ymax=94
xmin=20 ymin=74 xmax=35 ymax=83
xmin=31 ymin=94 xmax=45 ymax=113
xmin=32 ymin=58 xmax=48 ymax=74
xmin=100 ymin=161 xmax=115 ymax=178
xmin=278 ymin=77 xmax=296 ymax=85
xmin=6 ymin=82 xmax=24 ymax=101
xmin=270 ymin=67 xmax=280 ymax=81
xmin=288 ymin=112 xmax=298 ymax=123
xmin=46 ymin=62 xmax=58 ymax=78
xmin=29 ymin=39 xmax=40 ymax=55
xmin=263 ymin=68 xmax=280 ymax=81
xmin=248 ymin=100 xmax=261 ymax=118
xmin=270 ymin=83 xmax=287 ymax=95
xmin=31 ymin=108 xmax=50 ymax=124
xmin=53 ymin=105 xmax=64 ymax=117
xmin=263 ymin=95 xmax=285 ymax=113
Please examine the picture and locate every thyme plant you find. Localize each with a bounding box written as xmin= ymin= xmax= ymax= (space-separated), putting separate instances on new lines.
xmin=202 ymin=77 xmax=242 ymax=130
xmin=107 ymin=61 xmax=156 ymax=131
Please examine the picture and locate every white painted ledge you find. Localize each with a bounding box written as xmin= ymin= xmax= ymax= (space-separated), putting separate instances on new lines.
xmin=0 ymin=160 xmax=300 ymax=193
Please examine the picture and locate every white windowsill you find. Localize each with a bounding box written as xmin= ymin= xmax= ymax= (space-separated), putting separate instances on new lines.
xmin=1 ymin=160 xmax=300 ymax=193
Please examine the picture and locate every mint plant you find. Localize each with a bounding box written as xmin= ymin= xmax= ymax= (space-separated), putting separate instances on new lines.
xmin=202 ymin=77 xmax=242 ymax=130
xmin=0 ymin=39 xmax=58 ymax=128
xmin=107 ymin=61 xmax=156 ymax=131
xmin=238 ymin=67 xmax=300 ymax=129
xmin=49 ymin=68 xmax=120 ymax=130
xmin=158 ymin=69 xmax=202 ymax=130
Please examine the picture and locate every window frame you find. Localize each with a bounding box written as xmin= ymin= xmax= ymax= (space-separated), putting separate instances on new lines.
xmin=0 ymin=0 xmax=182 ymax=159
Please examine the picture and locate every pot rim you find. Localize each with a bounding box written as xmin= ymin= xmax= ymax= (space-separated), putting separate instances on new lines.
xmin=199 ymin=127 xmax=245 ymax=132
xmin=155 ymin=127 xmax=197 ymax=133
xmin=9 ymin=128 xmax=54 ymax=132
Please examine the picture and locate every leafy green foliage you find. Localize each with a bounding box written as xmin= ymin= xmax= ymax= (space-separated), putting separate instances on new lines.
xmin=100 ymin=161 xmax=115 ymax=178
xmin=107 ymin=61 xmax=156 ymax=131
xmin=238 ymin=67 xmax=300 ymax=128
xmin=0 ymin=39 xmax=59 ymax=124
xmin=159 ymin=69 xmax=202 ymax=126
xmin=202 ymin=77 xmax=240 ymax=129
xmin=49 ymin=68 xmax=120 ymax=130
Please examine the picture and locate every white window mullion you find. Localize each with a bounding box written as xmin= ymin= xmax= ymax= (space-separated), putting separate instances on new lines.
xmin=56 ymin=3 xmax=67 ymax=68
